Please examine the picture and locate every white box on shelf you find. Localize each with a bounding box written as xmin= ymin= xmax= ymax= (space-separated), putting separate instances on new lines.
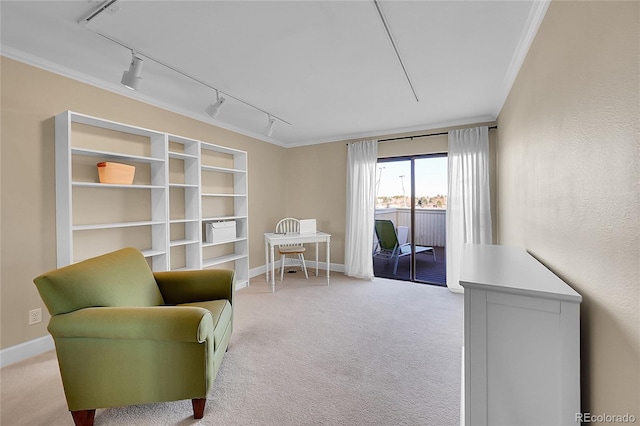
xmin=205 ymin=221 xmax=237 ymax=243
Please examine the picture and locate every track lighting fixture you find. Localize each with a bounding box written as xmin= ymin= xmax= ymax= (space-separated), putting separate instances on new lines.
xmin=266 ymin=114 xmax=276 ymax=137
xmin=205 ymin=90 xmax=227 ymax=118
xmin=121 ymin=53 xmax=143 ymax=90
xmin=81 ymin=0 xmax=291 ymax=136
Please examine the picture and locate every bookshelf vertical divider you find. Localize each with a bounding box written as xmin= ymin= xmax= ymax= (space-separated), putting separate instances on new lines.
xmin=55 ymin=111 xmax=249 ymax=286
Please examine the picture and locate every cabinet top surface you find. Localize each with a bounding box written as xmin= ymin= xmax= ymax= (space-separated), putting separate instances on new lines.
xmin=459 ymin=244 xmax=582 ymax=302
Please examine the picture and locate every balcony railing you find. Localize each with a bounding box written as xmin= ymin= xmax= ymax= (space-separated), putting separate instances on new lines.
xmin=374 ymin=208 xmax=446 ymax=247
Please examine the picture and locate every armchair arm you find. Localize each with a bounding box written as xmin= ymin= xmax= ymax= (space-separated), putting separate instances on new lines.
xmin=48 ymin=306 xmax=213 ymax=343
xmin=154 ymin=269 xmax=234 ymax=305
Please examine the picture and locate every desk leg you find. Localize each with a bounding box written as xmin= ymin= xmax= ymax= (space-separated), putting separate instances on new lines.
xmin=264 ymin=239 xmax=269 ymax=283
xmin=326 ymin=238 xmax=331 ymax=285
xmin=270 ymin=243 xmax=276 ymax=293
xmin=315 ymin=242 xmax=319 ymax=277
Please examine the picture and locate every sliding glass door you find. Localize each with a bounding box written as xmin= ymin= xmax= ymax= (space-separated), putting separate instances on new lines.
xmin=374 ymin=154 xmax=447 ymax=286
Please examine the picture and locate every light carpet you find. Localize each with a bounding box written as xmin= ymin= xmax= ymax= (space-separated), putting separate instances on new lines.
xmin=1 ymin=274 xmax=463 ymax=426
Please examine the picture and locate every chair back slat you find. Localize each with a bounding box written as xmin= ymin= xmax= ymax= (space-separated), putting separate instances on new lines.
xmin=276 ymin=218 xmax=300 ymax=234
xmin=276 ymin=218 xmax=303 ymax=248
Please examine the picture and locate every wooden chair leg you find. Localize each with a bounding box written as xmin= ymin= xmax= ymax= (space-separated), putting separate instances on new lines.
xmin=71 ymin=409 xmax=96 ymax=426
xmin=192 ymin=398 xmax=206 ymax=419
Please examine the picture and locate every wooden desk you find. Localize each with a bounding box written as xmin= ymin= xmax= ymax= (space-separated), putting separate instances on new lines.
xmin=264 ymin=232 xmax=331 ymax=293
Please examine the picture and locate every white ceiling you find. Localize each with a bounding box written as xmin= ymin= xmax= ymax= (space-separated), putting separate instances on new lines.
xmin=1 ymin=1 xmax=549 ymax=147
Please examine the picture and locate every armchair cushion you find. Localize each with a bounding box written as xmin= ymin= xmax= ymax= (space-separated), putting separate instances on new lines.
xmin=154 ymin=269 xmax=234 ymax=305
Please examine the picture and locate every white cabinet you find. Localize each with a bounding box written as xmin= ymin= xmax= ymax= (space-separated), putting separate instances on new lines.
xmin=55 ymin=111 xmax=248 ymax=285
xmin=460 ymin=244 xmax=581 ymax=426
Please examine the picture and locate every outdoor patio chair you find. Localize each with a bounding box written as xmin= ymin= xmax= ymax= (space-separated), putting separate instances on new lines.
xmin=373 ymin=219 xmax=436 ymax=275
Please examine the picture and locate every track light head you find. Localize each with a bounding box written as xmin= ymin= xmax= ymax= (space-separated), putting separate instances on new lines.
xmin=266 ymin=115 xmax=276 ymax=137
xmin=121 ymin=54 xmax=143 ymax=90
xmin=205 ymin=94 xmax=226 ymax=118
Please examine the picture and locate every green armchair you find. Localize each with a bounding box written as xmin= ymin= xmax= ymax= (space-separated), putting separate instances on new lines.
xmin=33 ymin=247 xmax=234 ymax=426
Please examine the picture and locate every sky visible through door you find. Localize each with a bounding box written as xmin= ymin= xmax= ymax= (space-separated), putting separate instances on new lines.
xmin=376 ymin=156 xmax=447 ymax=209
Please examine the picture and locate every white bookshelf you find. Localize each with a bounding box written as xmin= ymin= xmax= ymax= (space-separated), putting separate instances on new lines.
xmin=55 ymin=110 xmax=249 ymax=283
xmin=167 ymin=134 xmax=201 ymax=271
xmin=200 ymin=141 xmax=249 ymax=287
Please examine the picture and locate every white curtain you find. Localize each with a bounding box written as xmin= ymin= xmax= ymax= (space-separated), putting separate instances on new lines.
xmin=446 ymin=127 xmax=493 ymax=293
xmin=345 ymin=140 xmax=378 ymax=280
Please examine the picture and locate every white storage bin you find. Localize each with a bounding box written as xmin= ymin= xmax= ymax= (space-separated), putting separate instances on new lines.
xmin=205 ymin=221 xmax=237 ymax=243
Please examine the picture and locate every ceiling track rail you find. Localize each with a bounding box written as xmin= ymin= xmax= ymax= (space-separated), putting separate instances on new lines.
xmin=373 ymin=0 xmax=419 ymax=103
xmin=79 ymin=0 xmax=120 ymax=24
xmin=95 ymin=32 xmax=292 ymax=126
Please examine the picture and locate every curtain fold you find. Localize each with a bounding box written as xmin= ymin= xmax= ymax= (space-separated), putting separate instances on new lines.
xmin=345 ymin=140 xmax=378 ymax=280
xmin=446 ymin=127 xmax=493 ymax=293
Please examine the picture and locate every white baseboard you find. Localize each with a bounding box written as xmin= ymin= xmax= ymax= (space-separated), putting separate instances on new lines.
xmin=0 ymin=335 xmax=54 ymax=368
xmin=249 ymin=262 xmax=344 ymax=281
xmin=249 ymin=264 xmax=268 ymax=278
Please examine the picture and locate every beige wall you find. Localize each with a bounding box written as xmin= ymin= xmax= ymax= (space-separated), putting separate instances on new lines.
xmin=284 ymin=125 xmax=498 ymax=265
xmin=0 ymin=57 xmax=288 ymax=349
xmin=284 ymin=141 xmax=347 ymax=263
xmin=497 ymin=0 xmax=639 ymax=416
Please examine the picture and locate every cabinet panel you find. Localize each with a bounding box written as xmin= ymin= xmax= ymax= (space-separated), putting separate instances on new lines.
xmin=486 ymin=297 xmax=561 ymax=426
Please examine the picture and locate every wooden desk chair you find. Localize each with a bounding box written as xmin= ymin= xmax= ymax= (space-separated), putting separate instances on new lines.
xmin=276 ymin=218 xmax=309 ymax=281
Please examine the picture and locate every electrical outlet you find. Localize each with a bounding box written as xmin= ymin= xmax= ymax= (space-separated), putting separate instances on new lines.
xmin=28 ymin=308 xmax=42 ymax=325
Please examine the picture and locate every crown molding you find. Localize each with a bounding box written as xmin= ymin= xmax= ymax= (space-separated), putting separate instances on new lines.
xmin=495 ymin=0 xmax=551 ymax=116
xmin=288 ymin=114 xmax=497 ymax=148
xmin=2 ymin=46 xmax=493 ymax=150
xmin=0 ymin=45 xmax=289 ymax=148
